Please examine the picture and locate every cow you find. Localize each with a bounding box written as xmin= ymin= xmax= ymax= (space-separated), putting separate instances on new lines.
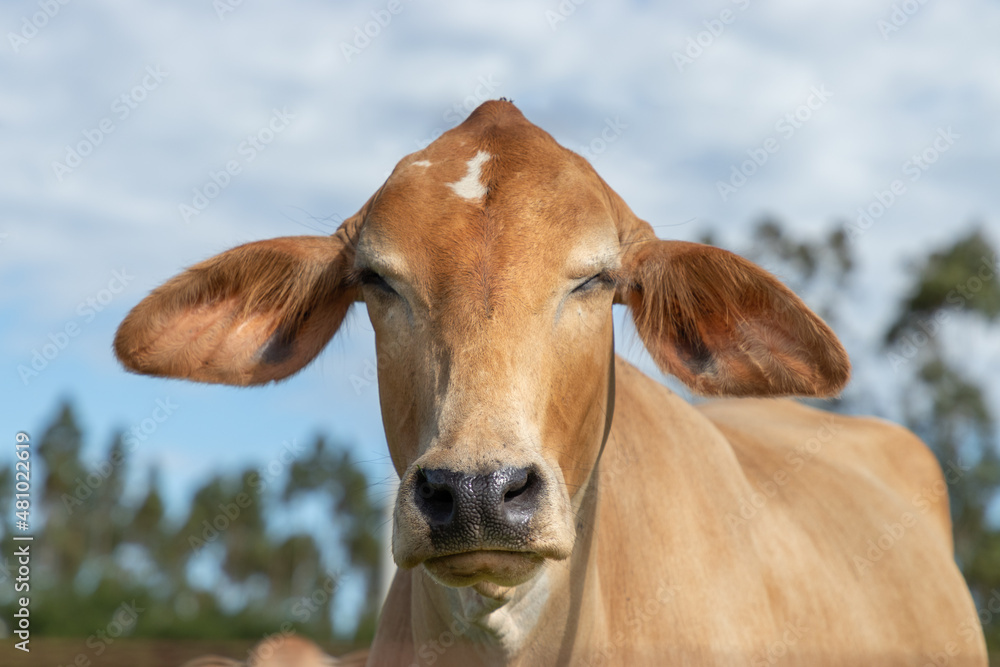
xmin=177 ymin=635 xmax=366 ymax=666
xmin=115 ymin=100 xmax=988 ymax=666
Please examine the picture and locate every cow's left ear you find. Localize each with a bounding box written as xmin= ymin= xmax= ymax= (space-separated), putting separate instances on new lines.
xmin=620 ymin=240 xmax=850 ymax=397
xmin=114 ymin=233 xmax=359 ymax=386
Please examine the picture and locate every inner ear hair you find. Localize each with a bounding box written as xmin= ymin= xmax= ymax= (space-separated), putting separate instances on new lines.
xmin=627 ymin=241 xmax=850 ymax=397
xmin=114 ymin=235 xmax=358 ymax=385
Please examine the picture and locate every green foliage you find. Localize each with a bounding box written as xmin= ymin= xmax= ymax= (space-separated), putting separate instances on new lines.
xmin=0 ymin=406 xmax=382 ymax=648
xmin=745 ymin=218 xmax=854 ymax=289
xmin=284 ymin=438 xmax=384 ymax=638
xmin=882 ymin=231 xmax=1000 ymax=656
xmin=885 ymin=228 xmax=1000 ymax=345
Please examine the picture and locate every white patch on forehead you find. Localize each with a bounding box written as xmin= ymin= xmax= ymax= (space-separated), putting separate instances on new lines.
xmin=446 ymin=150 xmax=491 ymax=201
xmin=411 ymin=160 xmax=432 ymax=168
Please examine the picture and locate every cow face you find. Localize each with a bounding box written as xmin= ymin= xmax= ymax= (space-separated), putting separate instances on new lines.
xmin=354 ymin=118 xmax=622 ymax=588
xmin=115 ymin=100 xmax=848 ymax=592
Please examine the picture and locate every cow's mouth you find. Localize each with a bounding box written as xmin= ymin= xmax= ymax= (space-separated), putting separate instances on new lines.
xmin=422 ymin=550 xmax=545 ymax=587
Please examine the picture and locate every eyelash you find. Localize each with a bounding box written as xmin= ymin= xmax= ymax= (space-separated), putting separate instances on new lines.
xmin=359 ymin=269 xmax=397 ymax=295
xmin=359 ymin=269 xmax=613 ymax=297
xmin=572 ymin=272 xmax=614 ymax=294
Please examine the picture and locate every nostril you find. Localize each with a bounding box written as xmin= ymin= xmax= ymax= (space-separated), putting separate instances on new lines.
xmin=413 ymin=466 xmax=540 ymax=539
xmin=500 ymin=469 xmax=540 ymax=519
xmin=503 ymin=473 xmax=530 ymax=501
xmin=415 ymin=469 xmax=456 ymax=527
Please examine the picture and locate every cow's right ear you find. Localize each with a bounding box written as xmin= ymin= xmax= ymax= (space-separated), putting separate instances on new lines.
xmin=619 ymin=239 xmax=850 ymax=397
xmin=114 ymin=234 xmax=359 ymax=386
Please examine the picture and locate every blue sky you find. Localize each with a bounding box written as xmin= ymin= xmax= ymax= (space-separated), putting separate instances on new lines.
xmin=2 ymin=0 xmax=999 ymax=559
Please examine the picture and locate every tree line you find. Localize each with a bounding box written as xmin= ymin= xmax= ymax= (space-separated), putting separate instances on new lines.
xmin=0 ymin=409 xmax=383 ymax=648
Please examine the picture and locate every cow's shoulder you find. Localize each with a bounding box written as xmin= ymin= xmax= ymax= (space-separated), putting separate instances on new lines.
xmin=695 ymin=397 xmax=952 ymax=543
xmin=687 ymin=398 xmax=979 ymax=655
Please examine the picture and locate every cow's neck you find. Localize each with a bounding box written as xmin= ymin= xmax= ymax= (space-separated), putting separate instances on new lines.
xmin=408 ymin=467 xmax=607 ymax=667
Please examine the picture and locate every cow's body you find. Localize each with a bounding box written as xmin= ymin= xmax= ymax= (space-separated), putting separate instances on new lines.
xmin=115 ymin=100 xmax=987 ymax=666
xmin=367 ymin=358 xmax=982 ymax=666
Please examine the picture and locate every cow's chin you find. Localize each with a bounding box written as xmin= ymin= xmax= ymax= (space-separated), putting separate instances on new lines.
xmin=422 ymin=550 xmax=545 ymax=589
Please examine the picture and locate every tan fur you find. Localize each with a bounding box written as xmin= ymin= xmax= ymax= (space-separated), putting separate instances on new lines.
xmin=117 ymin=101 xmax=986 ymax=666
xmin=114 ymin=232 xmax=360 ymax=385
xmin=178 ymin=635 xmax=366 ymax=667
xmin=628 ymin=241 xmax=850 ymax=396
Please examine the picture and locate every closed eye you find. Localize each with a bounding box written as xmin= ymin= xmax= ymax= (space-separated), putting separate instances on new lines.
xmin=571 ymin=271 xmax=615 ymax=295
xmin=358 ymin=268 xmax=398 ymax=296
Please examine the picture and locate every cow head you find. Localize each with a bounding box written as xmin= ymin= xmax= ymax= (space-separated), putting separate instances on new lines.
xmin=115 ymin=100 xmax=848 ymax=592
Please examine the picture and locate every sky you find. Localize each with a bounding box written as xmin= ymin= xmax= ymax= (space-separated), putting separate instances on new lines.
xmin=2 ymin=0 xmax=1000 ymax=603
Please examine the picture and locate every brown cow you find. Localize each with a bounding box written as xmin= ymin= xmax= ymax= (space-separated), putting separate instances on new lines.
xmin=177 ymin=635 xmax=366 ymax=666
xmin=116 ymin=100 xmax=987 ymax=665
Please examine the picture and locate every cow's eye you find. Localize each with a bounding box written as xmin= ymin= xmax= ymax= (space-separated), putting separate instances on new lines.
xmin=572 ymin=272 xmax=613 ymax=295
xmin=359 ymin=269 xmax=398 ymax=296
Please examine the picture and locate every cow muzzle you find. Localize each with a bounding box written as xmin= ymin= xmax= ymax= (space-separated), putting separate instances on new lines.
xmin=393 ymin=462 xmax=574 ymax=587
xmin=416 ymin=466 xmax=540 ymax=545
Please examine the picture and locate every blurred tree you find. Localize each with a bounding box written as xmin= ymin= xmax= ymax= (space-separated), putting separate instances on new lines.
xmin=0 ymin=464 xmax=12 ymax=539
xmin=284 ymin=437 xmax=383 ymax=642
xmin=884 ymin=229 xmax=1000 ymax=345
xmin=126 ymin=468 xmax=167 ymax=571
xmin=35 ymin=403 xmax=89 ymax=582
xmin=741 ymin=218 xmax=854 ymax=325
xmin=0 ymin=464 xmax=13 ymax=611
xmin=881 ymin=229 xmax=1000 ymax=653
xmin=0 ymin=401 xmax=381 ymax=650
